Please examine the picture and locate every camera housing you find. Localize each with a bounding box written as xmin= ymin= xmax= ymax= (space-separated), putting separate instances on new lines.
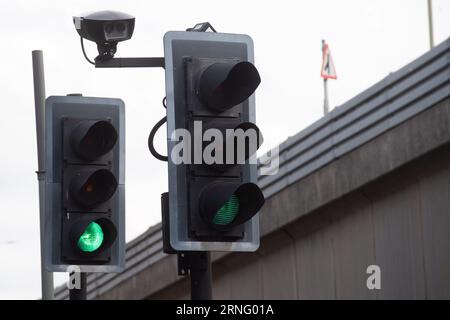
xmin=74 ymin=10 xmax=135 ymax=61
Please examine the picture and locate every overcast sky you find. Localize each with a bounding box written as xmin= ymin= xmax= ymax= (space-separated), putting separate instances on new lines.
xmin=0 ymin=0 xmax=448 ymax=299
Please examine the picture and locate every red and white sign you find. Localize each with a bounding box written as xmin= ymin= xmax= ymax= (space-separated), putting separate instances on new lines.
xmin=321 ymin=42 xmax=337 ymax=79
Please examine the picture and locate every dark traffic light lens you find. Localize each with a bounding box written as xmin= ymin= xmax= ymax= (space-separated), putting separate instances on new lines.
xmin=70 ymin=169 xmax=118 ymax=208
xmin=213 ymin=194 xmax=239 ymax=226
xmin=71 ymin=120 xmax=118 ymax=161
xmin=77 ymin=222 xmax=104 ymax=252
xmin=198 ymin=61 xmax=261 ymax=112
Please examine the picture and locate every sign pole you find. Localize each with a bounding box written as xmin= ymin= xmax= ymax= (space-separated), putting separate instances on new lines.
xmin=321 ymin=40 xmax=336 ymax=115
xmin=427 ymin=0 xmax=434 ymax=49
xmin=321 ymin=40 xmax=330 ymax=115
xmin=323 ymin=78 xmax=329 ymax=115
xmin=32 ymin=50 xmax=54 ymax=300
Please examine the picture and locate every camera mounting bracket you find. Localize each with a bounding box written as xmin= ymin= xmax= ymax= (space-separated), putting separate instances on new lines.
xmin=95 ymin=57 xmax=165 ymax=69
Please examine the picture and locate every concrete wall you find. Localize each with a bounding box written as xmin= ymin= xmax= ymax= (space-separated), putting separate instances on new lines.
xmin=152 ymin=142 xmax=450 ymax=299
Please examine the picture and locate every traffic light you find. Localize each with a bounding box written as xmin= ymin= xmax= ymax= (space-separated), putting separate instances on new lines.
xmin=44 ymin=95 xmax=125 ymax=272
xmin=163 ymin=31 xmax=265 ymax=252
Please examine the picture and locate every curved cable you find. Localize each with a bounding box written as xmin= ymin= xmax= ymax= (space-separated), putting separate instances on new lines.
xmin=148 ymin=115 xmax=168 ymax=162
xmin=80 ymin=37 xmax=96 ymax=65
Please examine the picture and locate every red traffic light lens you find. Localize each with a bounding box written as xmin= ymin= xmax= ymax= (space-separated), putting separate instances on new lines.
xmin=71 ymin=120 xmax=118 ymax=161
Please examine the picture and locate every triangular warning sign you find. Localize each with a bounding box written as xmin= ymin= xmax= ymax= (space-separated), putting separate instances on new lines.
xmin=321 ymin=43 xmax=337 ymax=79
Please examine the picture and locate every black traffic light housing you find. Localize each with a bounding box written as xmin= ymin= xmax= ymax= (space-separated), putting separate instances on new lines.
xmin=44 ymin=95 xmax=125 ymax=272
xmin=164 ymin=31 xmax=264 ymax=252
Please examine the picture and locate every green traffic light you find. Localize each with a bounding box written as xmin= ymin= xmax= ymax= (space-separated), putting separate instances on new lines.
xmin=213 ymin=194 xmax=239 ymax=225
xmin=77 ymin=222 xmax=104 ymax=252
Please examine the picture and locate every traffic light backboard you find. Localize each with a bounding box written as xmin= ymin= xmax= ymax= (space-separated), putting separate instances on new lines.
xmin=44 ymin=95 xmax=125 ymax=273
xmin=163 ymin=31 xmax=264 ymax=252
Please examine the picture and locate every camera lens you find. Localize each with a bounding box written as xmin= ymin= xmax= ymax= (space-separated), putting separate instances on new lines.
xmin=104 ymin=23 xmax=114 ymax=34
xmin=115 ymin=22 xmax=126 ymax=33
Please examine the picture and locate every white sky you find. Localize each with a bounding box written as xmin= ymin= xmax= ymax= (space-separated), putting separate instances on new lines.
xmin=0 ymin=0 xmax=448 ymax=300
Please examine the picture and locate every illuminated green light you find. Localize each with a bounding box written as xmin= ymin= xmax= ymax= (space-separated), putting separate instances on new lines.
xmin=213 ymin=195 xmax=239 ymax=225
xmin=77 ymin=222 xmax=104 ymax=252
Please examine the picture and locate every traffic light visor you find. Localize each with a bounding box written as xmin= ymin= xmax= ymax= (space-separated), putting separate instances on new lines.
xmin=198 ymin=61 xmax=261 ymax=112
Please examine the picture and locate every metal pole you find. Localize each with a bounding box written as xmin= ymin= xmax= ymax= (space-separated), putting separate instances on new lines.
xmin=323 ymin=78 xmax=329 ymax=115
xmin=69 ymin=273 xmax=87 ymax=300
xmin=32 ymin=50 xmax=54 ymax=300
xmin=427 ymin=0 xmax=434 ymax=49
xmin=189 ymin=252 xmax=212 ymax=300
xmin=322 ymin=40 xmax=330 ymax=115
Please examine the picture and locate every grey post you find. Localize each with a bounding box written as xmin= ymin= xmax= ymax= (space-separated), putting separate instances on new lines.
xmin=427 ymin=0 xmax=434 ymax=49
xmin=32 ymin=50 xmax=54 ymax=300
xmin=322 ymin=40 xmax=330 ymax=115
xmin=323 ymin=78 xmax=329 ymax=115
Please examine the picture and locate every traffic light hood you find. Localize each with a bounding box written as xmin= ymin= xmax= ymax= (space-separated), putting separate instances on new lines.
xmin=198 ymin=61 xmax=261 ymax=112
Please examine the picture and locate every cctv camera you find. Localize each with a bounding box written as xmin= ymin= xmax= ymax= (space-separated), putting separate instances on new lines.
xmin=74 ymin=10 xmax=135 ymax=62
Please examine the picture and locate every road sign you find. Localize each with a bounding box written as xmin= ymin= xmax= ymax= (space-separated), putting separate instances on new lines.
xmin=321 ymin=42 xmax=337 ymax=79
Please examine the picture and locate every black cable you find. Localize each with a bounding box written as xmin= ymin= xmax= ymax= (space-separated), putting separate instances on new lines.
xmin=148 ymin=97 xmax=168 ymax=161
xmin=80 ymin=37 xmax=96 ymax=65
xmin=148 ymin=115 xmax=168 ymax=162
